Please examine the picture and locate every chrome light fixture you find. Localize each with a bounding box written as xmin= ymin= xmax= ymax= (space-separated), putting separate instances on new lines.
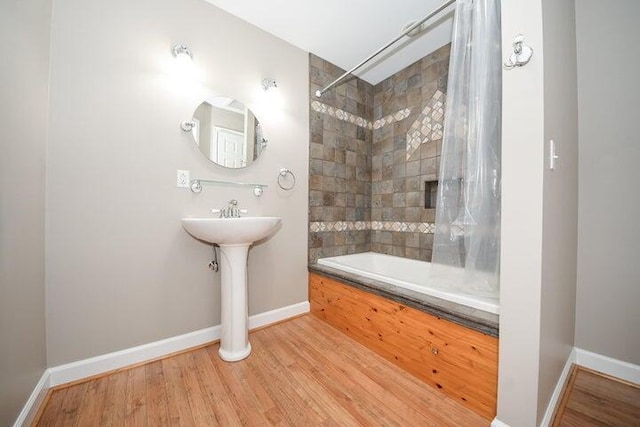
xmin=172 ymin=43 xmax=193 ymax=61
xmin=180 ymin=121 xmax=196 ymax=132
xmin=261 ymin=78 xmax=277 ymax=92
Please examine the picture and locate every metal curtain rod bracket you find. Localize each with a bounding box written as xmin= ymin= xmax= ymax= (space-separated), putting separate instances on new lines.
xmin=315 ymin=0 xmax=456 ymax=98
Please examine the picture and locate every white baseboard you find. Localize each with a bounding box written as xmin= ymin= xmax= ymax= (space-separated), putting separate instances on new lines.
xmin=248 ymin=301 xmax=309 ymax=329
xmin=575 ymin=347 xmax=640 ymax=384
xmin=47 ymin=324 xmax=221 ymax=387
xmin=48 ymin=301 xmax=309 ymax=388
xmin=13 ymin=370 xmax=51 ymax=427
xmin=16 ymin=301 xmax=309 ymax=425
xmin=539 ymin=347 xmax=577 ymax=427
xmin=491 ymin=418 xmax=510 ymax=427
xmin=538 ymin=347 xmax=639 ymax=427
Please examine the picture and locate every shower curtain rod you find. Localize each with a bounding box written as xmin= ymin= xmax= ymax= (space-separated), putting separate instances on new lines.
xmin=315 ymin=0 xmax=457 ymax=98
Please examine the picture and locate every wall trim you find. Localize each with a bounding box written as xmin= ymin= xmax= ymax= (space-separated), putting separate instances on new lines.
xmin=13 ymin=370 xmax=51 ymax=427
xmin=15 ymin=301 xmax=310 ymax=425
xmin=48 ymin=301 xmax=309 ymax=387
xmin=491 ymin=418 xmax=510 ymax=427
xmin=47 ymin=325 xmax=221 ymax=387
xmin=248 ymin=301 xmax=310 ymax=329
xmin=539 ymin=347 xmax=640 ymax=427
xmin=539 ymin=348 xmax=577 ymax=427
xmin=575 ymin=347 xmax=640 ymax=384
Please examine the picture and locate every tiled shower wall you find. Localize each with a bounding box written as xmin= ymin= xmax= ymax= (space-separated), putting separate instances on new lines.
xmin=308 ymin=45 xmax=450 ymax=263
xmin=370 ymin=44 xmax=450 ymax=261
xmin=308 ymin=54 xmax=373 ymax=263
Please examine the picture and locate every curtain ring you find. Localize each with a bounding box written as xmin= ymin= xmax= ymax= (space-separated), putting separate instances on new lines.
xmin=278 ymin=169 xmax=296 ymax=191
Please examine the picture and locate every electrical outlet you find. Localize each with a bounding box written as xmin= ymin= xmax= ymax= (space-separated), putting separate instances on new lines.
xmin=177 ymin=170 xmax=190 ymax=188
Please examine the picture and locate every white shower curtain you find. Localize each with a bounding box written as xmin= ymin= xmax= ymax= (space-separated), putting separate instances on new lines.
xmin=430 ymin=0 xmax=501 ymax=298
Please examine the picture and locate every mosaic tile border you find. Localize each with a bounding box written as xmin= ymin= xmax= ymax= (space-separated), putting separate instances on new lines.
xmin=372 ymin=108 xmax=411 ymax=130
xmin=310 ymin=221 xmax=435 ymax=234
xmin=311 ymin=101 xmax=371 ymax=128
xmin=406 ymin=90 xmax=446 ymax=160
xmin=310 ymin=101 xmax=410 ymax=130
xmin=309 ymin=221 xmax=368 ymax=232
xmin=371 ymin=221 xmax=435 ymax=233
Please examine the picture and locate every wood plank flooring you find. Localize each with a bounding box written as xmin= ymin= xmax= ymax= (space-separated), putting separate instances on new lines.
xmin=34 ymin=315 xmax=488 ymax=426
xmin=552 ymin=364 xmax=640 ymax=426
xmin=309 ymin=273 xmax=498 ymax=419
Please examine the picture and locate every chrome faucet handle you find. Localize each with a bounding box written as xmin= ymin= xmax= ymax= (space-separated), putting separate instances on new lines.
xmin=239 ymin=209 xmax=248 ymax=215
xmin=224 ymin=199 xmax=242 ymax=217
xmin=211 ymin=208 xmax=222 ymax=216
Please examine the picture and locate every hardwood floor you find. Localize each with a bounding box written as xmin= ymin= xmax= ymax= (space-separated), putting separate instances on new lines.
xmin=34 ymin=315 xmax=487 ymax=426
xmin=552 ymin=365 xmax=640 ymax=426
xmin=309 ymin=273 xmax=498 ymax=419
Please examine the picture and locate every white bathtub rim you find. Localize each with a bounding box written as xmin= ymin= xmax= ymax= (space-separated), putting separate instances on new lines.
xmin=317 ymin=252 xmax=500 ymax=315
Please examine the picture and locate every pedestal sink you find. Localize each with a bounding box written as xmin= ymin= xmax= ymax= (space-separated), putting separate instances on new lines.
xmin=181 ymin=216 xmax=281 ymax=361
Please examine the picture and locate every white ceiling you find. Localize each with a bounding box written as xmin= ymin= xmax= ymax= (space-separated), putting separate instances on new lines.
xmin=205 ymin=0 xmax=454 ymax=85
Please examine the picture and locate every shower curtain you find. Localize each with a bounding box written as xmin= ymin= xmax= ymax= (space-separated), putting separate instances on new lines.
xmin=430 ymin=0 xmax=501 ymax=298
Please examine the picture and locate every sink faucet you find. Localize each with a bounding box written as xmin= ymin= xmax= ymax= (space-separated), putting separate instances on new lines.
xmin=227 ymin=199 xmax=239 ymax=218
xmin=212 ymin=199 xmax=248 ymax=218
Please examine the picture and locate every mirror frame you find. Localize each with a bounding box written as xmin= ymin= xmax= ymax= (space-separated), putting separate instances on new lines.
xmin=184 ymin=96 xmax=268 ymax=169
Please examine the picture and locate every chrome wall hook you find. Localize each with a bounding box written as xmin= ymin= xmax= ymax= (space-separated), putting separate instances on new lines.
xmin=504 ymin=34 xmax=533 ymax=70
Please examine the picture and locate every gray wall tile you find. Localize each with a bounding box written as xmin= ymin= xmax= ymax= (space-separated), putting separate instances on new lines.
xmin=308 ymin=46 xmax=449 ymax=263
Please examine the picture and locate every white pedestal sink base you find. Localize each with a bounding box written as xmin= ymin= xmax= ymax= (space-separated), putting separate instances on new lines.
xmin=180 ymin=216 xmax=282 ymax=363
xmin=218 ymin=244 xmax=252 ymax=362
xmin=219 ymin=342 xmax=252 ymax=362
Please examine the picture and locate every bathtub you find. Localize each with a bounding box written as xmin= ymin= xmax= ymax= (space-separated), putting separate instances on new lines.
xmin=317 ymin=252 xmax=499 ymax=315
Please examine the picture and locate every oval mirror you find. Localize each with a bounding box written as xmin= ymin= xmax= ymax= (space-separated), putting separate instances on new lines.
xmin=187 ymin=96 xmax=267 ymax=168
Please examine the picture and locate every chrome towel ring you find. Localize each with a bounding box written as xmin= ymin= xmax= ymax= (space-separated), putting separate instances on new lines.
xmin=277 ymin=169 xmax=296 ymax=191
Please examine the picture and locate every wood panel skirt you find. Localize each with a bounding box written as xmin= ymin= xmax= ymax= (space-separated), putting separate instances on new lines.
xmin=309 ymin=272 xmax=499 ymax=420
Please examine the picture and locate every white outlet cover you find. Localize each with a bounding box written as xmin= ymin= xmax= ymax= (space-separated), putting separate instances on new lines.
xmin=177 ymin=170 xmax=190 ymax=188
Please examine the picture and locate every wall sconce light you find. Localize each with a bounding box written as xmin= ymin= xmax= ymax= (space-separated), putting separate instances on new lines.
xmin=261 ymin=78 xmax=278 ymax=92
xmin=180 ymin=121 xmax=196 ymax=132
xmin=166 ymin=43 xmax=199 ymax=92
xmin=172 ymin=43 xmax=193 ymax=62
xmin=257 ymin=77 xmax=283 ymax=116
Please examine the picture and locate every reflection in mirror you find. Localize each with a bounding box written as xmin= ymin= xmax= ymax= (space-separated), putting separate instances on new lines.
xmin=189 ymin=97 xmax=267 ymax=168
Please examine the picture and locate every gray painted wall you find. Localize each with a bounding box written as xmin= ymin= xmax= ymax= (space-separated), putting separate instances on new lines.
xmin=497 ymin=0 xmax=546 ymax=424
xmin=45 ymin=0 xmax=309 ymax=366
xmin=575 ymin=0 xmax=640 ymax=365
xmin=539 ymin=0 xmax=579 ymax=420
xmin=7 ymin=1 xmax=636 ymax=424
xmin=0 ymin=0 xmax=51 ymax=424
xmin=498 ymin=0 xmax=579 ymax=425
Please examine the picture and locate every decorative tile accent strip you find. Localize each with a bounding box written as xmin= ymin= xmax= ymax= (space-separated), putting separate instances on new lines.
xmin=406 ymin=90 xmax=446 ymax=160
xmin=311 ymin=100 xmax=371 ymax=129
xmin=371 ymin=221 xmax=435 ymax=233
xmin=310 ymin=101 xmax=411 ymax=131
xmin=372 ymin=108 xmax=411 ymax=129
xmin=309 ymin=221 xmax=369 ymax=233
xmin=310 ymin=221 xmax=435 ymax=234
